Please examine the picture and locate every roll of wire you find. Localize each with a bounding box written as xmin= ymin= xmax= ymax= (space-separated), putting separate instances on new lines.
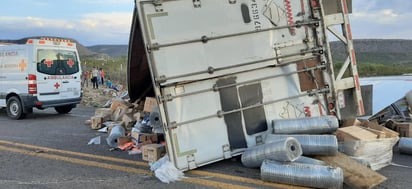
xmin=241 ymin=137 xmax=302 ymax=168
xmin=261 ymin=159 xmax=344 ymax=188
xmin=265 ymin=134 xmax=338 ymax=155
xmin=272 ymin=116 xmax=339 ymax=134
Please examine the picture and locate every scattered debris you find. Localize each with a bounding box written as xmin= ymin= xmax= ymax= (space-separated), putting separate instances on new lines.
xmin=106 ymin=125 xmax=125 ymax=147
xmin=142 ymin=144 xmax=166 ymax=162
xmin=97 ymin=127 xmax=108 ymax=133
xmin=315 ymin=152 xmax=387 ymax=189
xmin=150 ymin=155 xmax=185 ymax=183
xmin=88 ymin=136 xmax=101 ymax=145
xmin=336 ymin=122 xmax=399 ymax=170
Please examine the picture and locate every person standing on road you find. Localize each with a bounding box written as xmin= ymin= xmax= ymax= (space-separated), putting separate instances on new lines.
xmin=82 ymin=70 xmax=89 ymax=88
xmin=97 ymin=68 xmax=102 ymax=85
xmin=100 ymin=68 xmax=105 ymax=87
xmin=92 ymin=66 xmax=99 ymax=89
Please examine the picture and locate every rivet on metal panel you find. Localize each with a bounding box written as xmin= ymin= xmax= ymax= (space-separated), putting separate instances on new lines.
xmin=193 ymin=0 xmax=201 ymax=8
xmin=156 ymin=75 xmax=167 ymax=84
xmin=212 ymin=84 xmax=219 ymax=92
xmin=168 ymin=121 xmax=177 ymax=129
xmin=207 ymin=66 xmax=214 ymax=74
xmin=201 ymin=35 xmax=208 ymax=43
xmin=217 ymin=110 xmax=224 ymax=118
xmin=228 ymin=0 xmax=236 ymax=4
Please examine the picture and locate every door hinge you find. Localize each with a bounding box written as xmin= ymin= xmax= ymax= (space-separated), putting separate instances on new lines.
xmin=222 ymin=144 xmax=231 ymax=159
xmin=153 ymin=0 xmax=164 ymax=12
xmin=187 ymin=154 xmax=197 ymax=170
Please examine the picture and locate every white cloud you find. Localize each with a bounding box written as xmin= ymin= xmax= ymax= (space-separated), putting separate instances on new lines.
xmin=351 ymin=9 xmax=404 ymax=24
xmin=78 ymin=0 xmax=133 ymax=5
xmin=0 ymin=12 xmax=132 ymax=45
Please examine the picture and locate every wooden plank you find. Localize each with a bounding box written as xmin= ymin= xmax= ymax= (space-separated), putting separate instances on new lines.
xmin=362 ymin=120 xmax=399 ymax=138
xmin=363 ymin=127 xmax=386 ymax=139
xmin=336 ymin=126 xmax=377 ymax=141
xmin=315 ymin=152 xmax=387 ymax=189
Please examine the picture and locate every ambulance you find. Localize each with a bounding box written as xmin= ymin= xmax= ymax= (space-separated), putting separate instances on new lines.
xmin=0 ymin=38 xmax=82 ymax=119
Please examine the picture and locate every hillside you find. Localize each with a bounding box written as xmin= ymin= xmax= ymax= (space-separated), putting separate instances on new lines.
xmin=88 ymin=39 xmax=412 ymax=65
xmin=0 ymin=36 xmax=110 ymax=59
xmin=330 ymin=39 xmax=412 ymax=65
xmin=88 ymin=45 xmax=128 ymax=58
xmin=2 ymin=37 xmax=412 ymax=66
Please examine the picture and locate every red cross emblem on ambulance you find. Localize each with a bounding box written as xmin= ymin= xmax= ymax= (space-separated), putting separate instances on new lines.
xmin=67 ymin=59 xmax=74 ymax=68
xmin=54 ymin=82 xmax=60 ymax=89
xmin=44 ymin=59 xmax=53 ymax=68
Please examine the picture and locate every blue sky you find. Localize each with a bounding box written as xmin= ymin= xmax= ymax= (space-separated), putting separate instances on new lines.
xmin=1 ymin=0 xmax=411 ymax=46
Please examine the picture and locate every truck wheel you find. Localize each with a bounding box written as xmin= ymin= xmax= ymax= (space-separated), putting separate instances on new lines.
xmin=54 ymin=105 xmax=73 ymax=114
xmin=6 ymin=96 xmax=26 ymax=119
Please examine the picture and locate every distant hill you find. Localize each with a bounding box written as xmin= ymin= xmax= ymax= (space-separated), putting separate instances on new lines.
xmin=2 ymin=37 xmax=412 ymax=65
xmin=88 ymin=45 xmax=128 ymax=58
xmin=0 ymin=36 xmax=111 ymax=59
xmin=330 ymin=39 xmax=412 ymax=65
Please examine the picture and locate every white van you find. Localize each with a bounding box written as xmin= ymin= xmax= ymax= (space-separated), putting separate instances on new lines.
xmin=0 ymin=38 xmax=82 ymax=119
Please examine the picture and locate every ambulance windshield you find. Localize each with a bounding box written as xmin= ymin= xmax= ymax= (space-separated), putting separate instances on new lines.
xmin=37 ymin=49 xmax=80 ymax=75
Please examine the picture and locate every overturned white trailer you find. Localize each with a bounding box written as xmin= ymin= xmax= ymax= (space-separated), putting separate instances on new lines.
xmin=128 ymin=0 xmax=363 ymax=171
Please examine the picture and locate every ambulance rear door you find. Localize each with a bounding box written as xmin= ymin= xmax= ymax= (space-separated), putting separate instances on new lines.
xmin=34 ymin=40 xmax=81 ymax=105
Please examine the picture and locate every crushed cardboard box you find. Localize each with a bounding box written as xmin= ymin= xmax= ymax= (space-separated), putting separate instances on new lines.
xmin=336 ymin=121 xmax=399 ymax=171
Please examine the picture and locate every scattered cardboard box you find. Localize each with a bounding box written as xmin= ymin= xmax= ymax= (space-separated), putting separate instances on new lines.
xmin=341 ymin=118 xmax=362 ymax=128
xmin=91 ymin=116 xmax=104 ymax=130
xmin=142 ymin=144 xmax=166 ymax=162
xmin=110 ymin=99 xmax=131 ymax=111
xmin=143 ymin=97 xmax=157 ymax=112
xmin=336 ymin=126 xmax=378 ymax=141
xmin=121 ymin=113 xmax=135 ymax=129
xmin=117 ymin=136 xmax=132 ymax=146
xmin=139 ymin=133 xmax=158 ymax=144
xmin=336 ymin=123 xmax=399 ymax=170
xmin=397 ymin=123 xmax=412 ymax=137
xmin=112 ymin=106 xmax=129 ymax=121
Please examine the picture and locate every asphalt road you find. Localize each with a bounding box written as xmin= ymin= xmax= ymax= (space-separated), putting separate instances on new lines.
xmin=0 ymin=106 xmax=411 ymax=189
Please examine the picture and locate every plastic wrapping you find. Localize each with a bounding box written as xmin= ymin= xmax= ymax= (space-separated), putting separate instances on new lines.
xmin=399 ymin=137 xmax=412 ymax=155
xmin=261 ymin=159 xmax=343 ymax=189
xmin=295 ymin=156 xmax=327 ymax=166
xmin=338 ymin=137 xmax=399 ymax=170
xmin=106 ymin=125 xmax=125 ymax=147
xmin=150 ymin=155 xmax=186 ymax=183
xmin=241 ymin=137 xmax=302 ymax=168
xmin=266 ymin=134 xmax=338 ymax=155
xmin=406 ymin=90 xmax=412 ymax=110
xmin=272 ymin=116 xmax=339 ymax=134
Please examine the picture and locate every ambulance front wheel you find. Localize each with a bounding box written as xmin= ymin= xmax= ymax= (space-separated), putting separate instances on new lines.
xmin=6 ymin=96 xmax=26 ymax=120
xmin=54 ymin=105 xmax=73 ymax=114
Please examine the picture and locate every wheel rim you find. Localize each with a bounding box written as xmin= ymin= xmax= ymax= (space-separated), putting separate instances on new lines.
xmin=9 ymin=101 xmax=19 ymax=116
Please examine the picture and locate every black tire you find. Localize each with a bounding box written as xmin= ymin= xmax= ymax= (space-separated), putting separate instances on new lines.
xmin=54 ymin=105 xmax=73 ymax=114
xmin=6 ymin=96 xmax=26 ymax=120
